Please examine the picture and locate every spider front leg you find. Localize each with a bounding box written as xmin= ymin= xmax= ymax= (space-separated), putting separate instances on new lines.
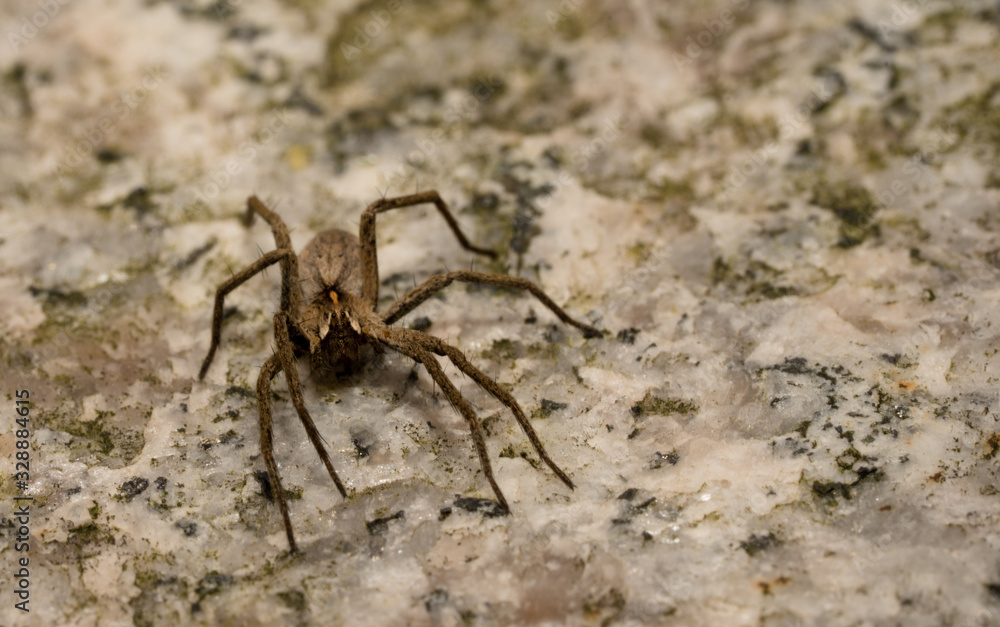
xmin=272 ymin=311 xmax=349 ymax=493
xmin=381 ymin=270 xmax=601 ymax=338
xmin=244 ymin=196 xmax=304 ymax=318
xmin=255 ymin=353 xmax=299 ymax=551
xmin=358 ymin=191 xmax=497 ymax=309
xmin=378 ymin=327 xmax=510 ymax=513
xmin=253 ymin=313 xmax=349 ymax=553
xmin=199 ymin=248 xmax=293 ymax=380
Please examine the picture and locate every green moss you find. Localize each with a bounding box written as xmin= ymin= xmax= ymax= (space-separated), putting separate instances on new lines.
xmin=194 ymin=571 xmax=233 ymax=605
xmin=630 ymin=390 xmax=698 ymax=417
xmin=983 ymin=433 xmax=1000 ymax=461
xmin=836 ymin=446 xmax=862 ymax=471
xmin=28 ymin=286 xmax=88 ymax=309
xmin=525 ymin=341 xmax=560 ymax=362
xmin=482 ymin=338 xmax=522 ymax=363
xmin=480 ymin=413 xmax=502 ymax=438
xmin=712 ymin=257 xmax=821 ymax=302
xmin=756 ymin=283 xmax=795 ymax=299
xmin=277 ymin=589 xmax=307 ymax=612
xmin=711 ymin=257 xmax=733 ymax=285
xmin=68 ymin=522 xmax=115 ymax=546
xmin=739 ymin=532 xmax=780 ymax=556
xmin=938 ymin=80 xmax=1000 ymax=155
xmin=519 ymin=450 xmax=541 ymax=470
xmin=583 ymin=587 xmax=625 ymax=618
xmin=129 ymin=567 xmax=189 ymax=627
xmin=811 ymin=181 xmax=879 ymax=247
xmin=53 ymin=373 xmax=76 ymax=389
xmin=649 ymin=177 xmax=695 ymax=204
xmin=626 ymin=241 xmax=652 ymax=265
xmin=142 ymin=372 xmax=163 ymax=386
xmin=730 ymin=112 xmax=780 ymax=147
xmin=549 ymin=9 xmax=584 ymax=40
xmin=59 ymin=414 xmax=115 ymax=455
xmin=640 ymin=123 xmax=666 ymax=148
xmin=531 ymin=399 xmax=568 ymax=420
xmin=811 ymin=480 xmax=851 ymax=502
xmin=920 ymin=7 xmax=967 ymax=41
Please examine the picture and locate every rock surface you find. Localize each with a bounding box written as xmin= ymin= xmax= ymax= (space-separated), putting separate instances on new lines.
xmin=1 ymin=1 xmax=999 ymax=625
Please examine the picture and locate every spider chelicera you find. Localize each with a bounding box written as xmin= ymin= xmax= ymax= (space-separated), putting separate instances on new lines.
xmin=198 ymin=192 xmax=600 ymax=552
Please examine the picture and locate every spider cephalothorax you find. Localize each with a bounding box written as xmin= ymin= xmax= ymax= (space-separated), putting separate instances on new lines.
xmin=199 ymin=192 xmax=600 ymax=552
xmin=296 ymin=230 xmax=371 ymax=376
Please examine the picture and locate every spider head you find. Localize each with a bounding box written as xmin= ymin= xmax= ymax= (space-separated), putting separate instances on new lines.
xmin=301 ymin=289 xmax=369 ymax=377
xmin=308 ymin=290 xmax=360 ymax=337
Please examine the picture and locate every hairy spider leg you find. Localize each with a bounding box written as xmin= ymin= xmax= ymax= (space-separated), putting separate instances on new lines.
xmin=199 ymin=248 xmax=293 ymax=380
xmin=200 ymin=194 xmax=603 ymax=553
xmin=255 ymin=354 xmax=298 ymax=551
xmin=377 ymin=326 xmax=510 ymax=513
xmin=406 ymin=329 xmax=575 ymax=489
xmin=252 ymin=311 xmax=350 ymax=552
xmin=381 ymin=270 xmax=601 ymax=338
xmin=273 ymin=311 xmax=348 ymax=495
xmin=358 ymin=191 xmax=497 ymax=309
xmin=245 ymin=196 xmax=304 ymax=319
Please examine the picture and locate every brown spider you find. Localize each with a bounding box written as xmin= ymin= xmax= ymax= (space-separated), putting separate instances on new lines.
xmin=198 ymin=192 xmax=600 ymax=552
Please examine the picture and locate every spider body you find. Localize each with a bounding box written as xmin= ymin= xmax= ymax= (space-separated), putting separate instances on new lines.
xmin=296 ymin=229 xmax=369 ymax=376
xmin=199 ymin=192 xmax=599 ymax=552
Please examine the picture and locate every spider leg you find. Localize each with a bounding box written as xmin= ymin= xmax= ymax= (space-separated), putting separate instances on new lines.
xmin=245 ymin=196 xmax=304 ymax=319
xmin=255 ymin=353 xmax=298 ymax=552
xmin=404 ymin=329 xmax=574 ymax=490
xmin=358 ymin=191 xmax=497 ymax=309
xmin=199 ymin=248 xmax=293 ymax=380
xmin=273 ymin=311 xmax=349 ymax=499
xmin=381 ymin=270 xmax=601 ymax=338
xmin=377 ymin=327 xmax=510 ymax=513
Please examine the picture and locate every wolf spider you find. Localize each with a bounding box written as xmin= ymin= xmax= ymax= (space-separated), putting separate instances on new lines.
xmin=198 ymin=192 xmax=600 ymax=552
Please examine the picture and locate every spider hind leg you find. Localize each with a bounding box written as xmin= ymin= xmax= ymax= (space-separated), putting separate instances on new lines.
xmin=378 ymin=326 xmax=511 ymax=513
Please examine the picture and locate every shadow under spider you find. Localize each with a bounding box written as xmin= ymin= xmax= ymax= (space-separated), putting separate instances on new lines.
xmin=198 ymin=191 xmax=601 ymax=552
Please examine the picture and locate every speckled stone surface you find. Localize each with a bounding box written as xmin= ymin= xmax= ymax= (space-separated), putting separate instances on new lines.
xmin=2 ymin=1 xmax=1000 ymax=625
